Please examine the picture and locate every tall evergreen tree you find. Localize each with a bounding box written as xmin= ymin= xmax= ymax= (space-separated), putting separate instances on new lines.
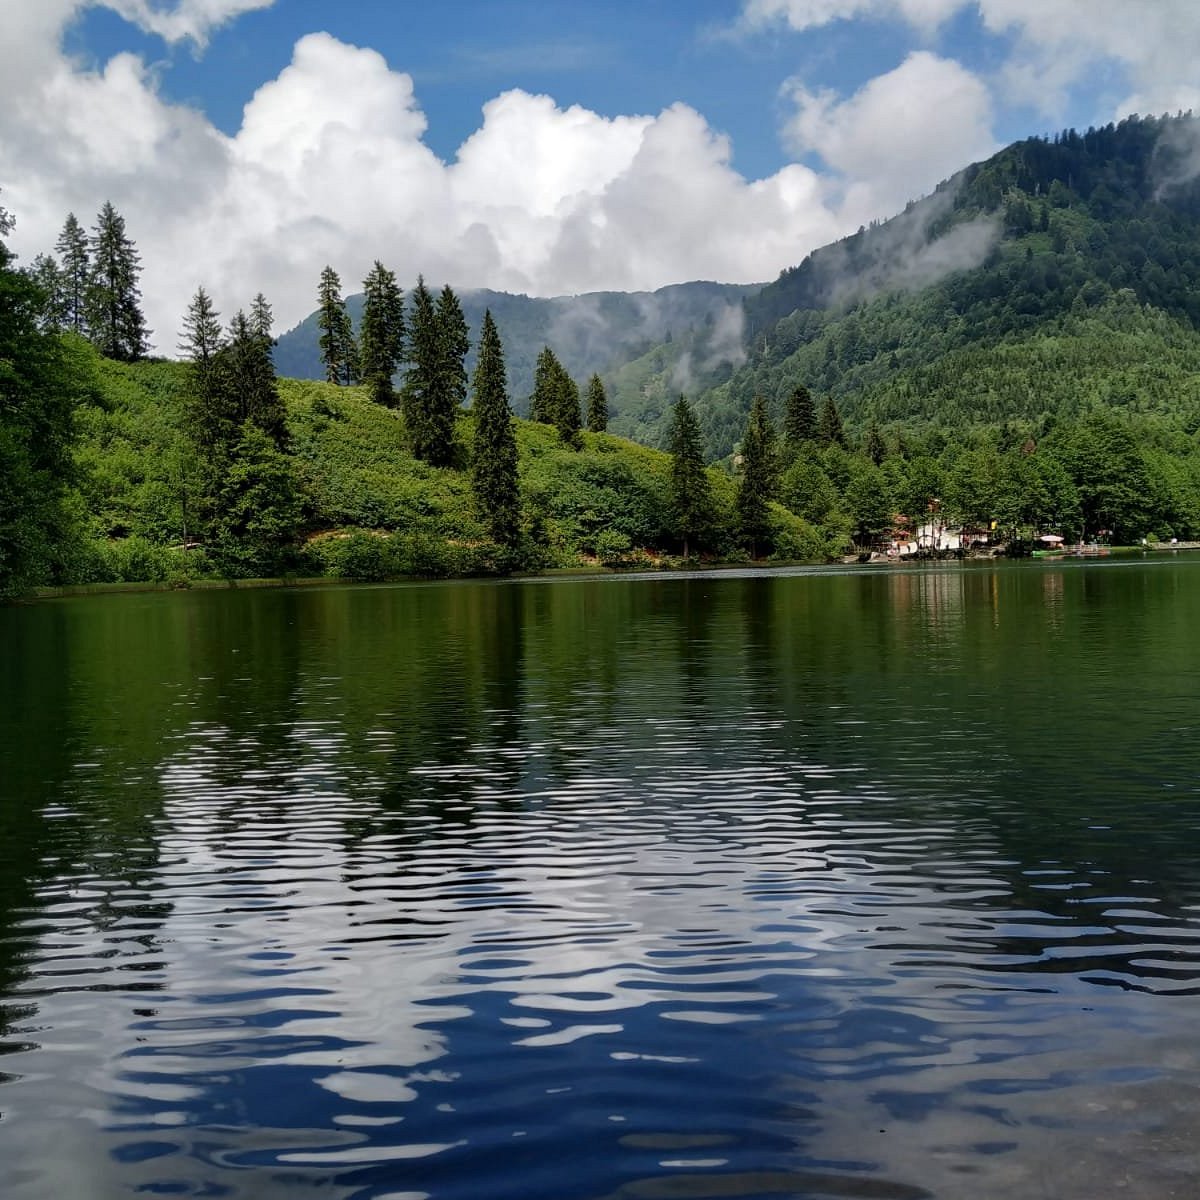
xmin=180 ymin=285 xmax=224 ymax=372
xmin=736 ymin=396 xmax=778 ymax=556
xmin=864 ymin=419 xmax=887 ymax=465
xmin=816 ymin=395 xmax=846 ymax=447
xmin=0 ymin=194 xmax=82 ymax=597
xmin=250 ymin=292 xmax=274 ymax=344
xmin=586 ymin=373 xmax=608 ymax=433
xmin=317 ymin=265 xmax=356 ymax=385
xmin=404 ymin=276 xmax=438 ymax=460
xmin=28 ymin=254 xmax=67 ymax=332
xmin=55 ymin=213 xmax=90 ymax=336
xmin=529 ymin=346 xmax=560 ymax=424
xmin=668 ymin=395 xmax=712 ymax=559
xmin=553 ymin=365 xmax=582 ymax=449
xmin=86 ymin=201 xmax=148 ymax=361
xmin=428 ymin=284 xmax=469 ymax=465
xmin=185 ymin=296 xmax=295 ymax=571
xmin=359 ymin=261 xmax=405 ymax=407
xmin=783 ymin=383 xmax=816 ymax=451
xmin=471 ymin=310 xmax=520 ymax=546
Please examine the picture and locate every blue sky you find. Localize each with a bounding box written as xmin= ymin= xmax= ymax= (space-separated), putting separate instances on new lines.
xmin=3 ymin=0 xmax=1197 ymax=339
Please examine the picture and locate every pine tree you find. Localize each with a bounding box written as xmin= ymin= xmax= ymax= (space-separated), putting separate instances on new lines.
xmin=553 ymin=365 xmax=582 ymax=449
xmin=0 ymin=192 xmax=82 ymax=598
xmin=186 ymin=297 xmax=294 ymax=571
xmin=359 ymin=261 xmax=405 ymax=407
xmin=816 ymin=395 xmax=846 ymax=447
xmin=428 ymin=284 xmax=469 ymax=465
xmin=28 ymin=254 xmax=67 ymax=332
xmin=783 ymin=383 xmax=816 ymax=451
xmin=668 ymin=395 xmax=712 ymax=559
xmin=180 ymin=285 xmax=224 ymax=372
xmin=404 ymin=276 xmax=438 ymax=460
xmin=530 ymin=346 xmax=560 ymax=423
xmin=586 ymin=373 xmax=608 ymax=432
xmin=737 ymin=396 xmax=778 ymax=556
xmin=86 ymin=201 xmax=148 ymax=361
xmin=864 ymin=419 xmax=887 ymax=465
xmin=471 ymin=310 xmax=520 ymax=546
xmin=317 ymin=265 xmax=356 ymax=385
xmin=250 ymin=293 xmax=274 ymax=344
xmin=55 ymin=213 xmax=89 ymax=336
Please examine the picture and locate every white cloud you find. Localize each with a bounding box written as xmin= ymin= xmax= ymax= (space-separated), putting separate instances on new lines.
xmin=741 ymin=0 xmax=1200 ymax=124
xmin=105 ymin=0 xmax=276 ymax=47
xmin=975 ymin=0 xmax=1200 ymax=120
xmin=0 ymin=13 xmax=880 ymax=346
xmin=741 ymin=0 xmax=963 ymax=34
xmin=784 ymin=51 xmax=998 ymax=222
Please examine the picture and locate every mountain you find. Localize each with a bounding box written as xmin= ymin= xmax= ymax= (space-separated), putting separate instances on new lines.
xmin=604 ymin=112 xmax=1200 ymax=457
xmin=273 ymin=280 xmax=759 ymax=414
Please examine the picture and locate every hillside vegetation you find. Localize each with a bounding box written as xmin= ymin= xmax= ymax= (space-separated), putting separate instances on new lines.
xmin=57 ymin=350 xmax=825 ymax=590
xmin=610 ymin=114 xmax=1200 ymax=458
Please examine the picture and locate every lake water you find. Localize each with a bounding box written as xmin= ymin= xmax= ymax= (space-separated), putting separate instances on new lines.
xmin=2 ymin=559 xmax=1200 ymax=1199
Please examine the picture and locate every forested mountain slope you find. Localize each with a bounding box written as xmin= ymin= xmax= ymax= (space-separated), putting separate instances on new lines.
xmin=608 ymin=113 xmax=1200 ymax=458
xmin=274 ymin=280 xmax=757 ymax=410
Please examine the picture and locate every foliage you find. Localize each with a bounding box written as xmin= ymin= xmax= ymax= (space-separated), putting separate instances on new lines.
xmin=0 ymin=206 xmax=88 ymax=597
xmin=667 ymin=394 xmax=714 ymax=557
xmin=86 ymin=202 xmax=148 ymax=361
xmin=586 ymin=373 xmax=608 ymax=432
xmin=358 ymin=260 xmax=405 ymax=407
xmin=317 ymin=265 xmax=357 ymax=385
xmin=471 ymin=310 xmax=521 ymax=546
xmin=736 ymin=396 xmax=778 ymax=553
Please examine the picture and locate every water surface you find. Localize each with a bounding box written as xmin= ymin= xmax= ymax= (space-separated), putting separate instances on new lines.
xmin=2 ymin=559 xmax=1200 ymax=1199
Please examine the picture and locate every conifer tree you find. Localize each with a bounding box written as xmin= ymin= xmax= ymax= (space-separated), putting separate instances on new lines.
xmin=736 ymin=396 xmax=778 ymax=556
xmin=250 ymin=292 xmax=274 ymax=344
xmin=668 ymin=395 xmax=712 ymax=559
xmin=471 ymin=310 xmax=520 ymax=546
xmin=404 ymin=276 xmax=438 ymax=459
xmin=55 ymin=213 xmax=90 ymax=335
xmin=864 ymin=419 xmax=887 ymax=465
xmin=0 ymin=192 xmax=81 ymax=598
xmin=529 ymin=346 xmax=560 ymax=424
xmin=86 ymin=201 xmax=148 ymax=361
xmin=180 ymin=285 xmax=224 ymax=373
xmin=783 ymin=383 xmax=816 ymax=451
xmin=28 ymin=254 xmax=67 ymax=332
xmin=816 ymin=395 xmax=846 ymax=447
xmin=317 ymin=265 xmax=356 ymax=385
xmin=553 ymin=365 xmax=582 ymax=449
xmin=359 ymin=261 xmax=405 ymax=407
xmin=427 ymin=284 xmax=469 ymax=465
xmin=586 ymin=373 xmax=608 ymax=433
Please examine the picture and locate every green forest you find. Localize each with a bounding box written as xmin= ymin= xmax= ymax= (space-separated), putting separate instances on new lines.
xmin=6 ymin=113 xmax=1200 ymax=600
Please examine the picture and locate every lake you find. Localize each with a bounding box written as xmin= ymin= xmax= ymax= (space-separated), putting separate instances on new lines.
xmin=2 ymin=559 xmax=1199 ymax=1199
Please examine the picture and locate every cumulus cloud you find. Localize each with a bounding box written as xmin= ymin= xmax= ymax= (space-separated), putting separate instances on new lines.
xmin=2 ymin=9 xmax=891 ymax=345
xmin=784 ymin=51 xmax=998 ymax=222
xmin=742 ymin=0 xmax=1200 ymax=123
xmin=974 ymin=0 xmax=1200 ymax=120
xmin=105 ymin=0 xmax=276 ymax=47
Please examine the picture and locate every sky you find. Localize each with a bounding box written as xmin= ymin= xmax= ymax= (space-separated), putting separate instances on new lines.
xmin=2 ymin=0 xmax=1199 ymax=346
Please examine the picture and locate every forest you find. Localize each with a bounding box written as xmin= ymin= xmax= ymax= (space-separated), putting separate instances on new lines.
xmin=5 ymin=113 xmax=1200 ymax=599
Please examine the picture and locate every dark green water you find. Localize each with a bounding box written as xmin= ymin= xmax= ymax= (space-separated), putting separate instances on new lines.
xmin=2 ymin=559 xmax=1200 ymax=1199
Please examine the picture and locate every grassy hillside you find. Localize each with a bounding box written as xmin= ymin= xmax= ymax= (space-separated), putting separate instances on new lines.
xmin=64 ymin=349 xmax=826 ymax=588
